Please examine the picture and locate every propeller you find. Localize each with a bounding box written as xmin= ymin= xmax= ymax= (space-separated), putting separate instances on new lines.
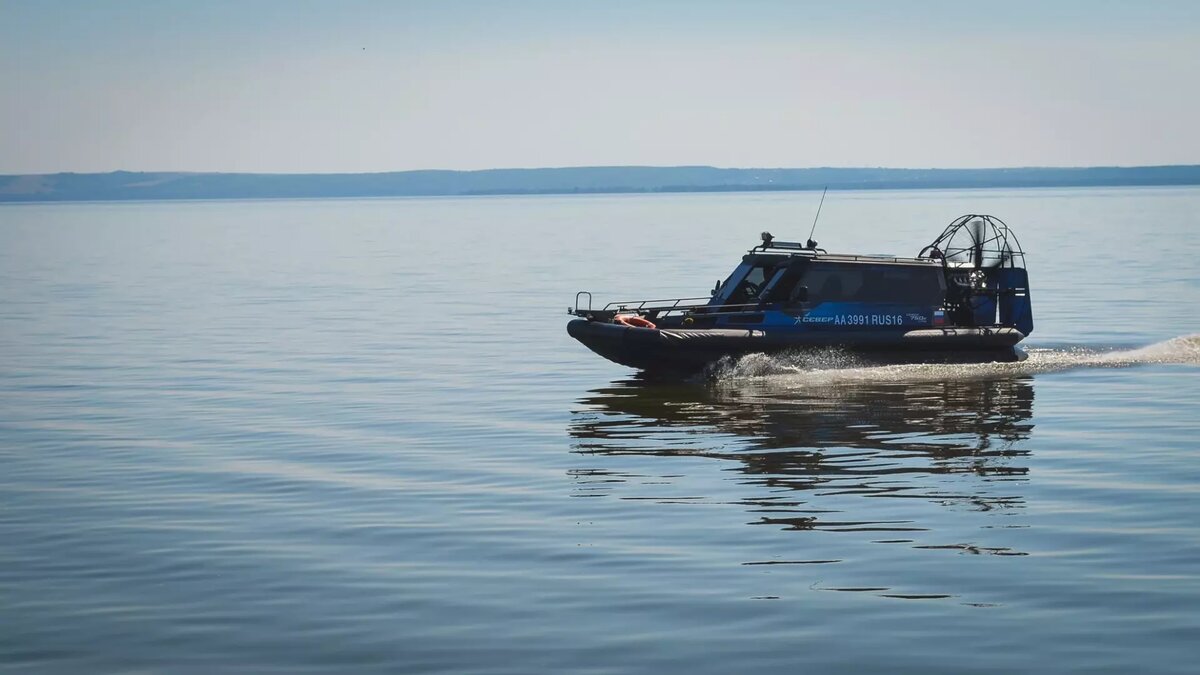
xmin=969 ymin=218 xmax=986 ymax=269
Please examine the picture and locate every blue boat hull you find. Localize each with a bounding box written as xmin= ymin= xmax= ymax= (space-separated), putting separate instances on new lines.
xmin=567 ymin=319 xmax=1026 ymax=373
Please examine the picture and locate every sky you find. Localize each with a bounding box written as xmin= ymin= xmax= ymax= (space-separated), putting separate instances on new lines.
xmin=2 ymin=0 xmax=1199 ymax=174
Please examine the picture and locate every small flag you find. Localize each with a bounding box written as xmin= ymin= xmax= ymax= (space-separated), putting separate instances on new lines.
xmin=932 ymin=310 xmax=946 ymax=326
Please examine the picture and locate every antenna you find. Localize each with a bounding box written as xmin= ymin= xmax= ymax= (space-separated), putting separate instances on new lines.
xmin=806 ymin=186 xmax=827 ymax=249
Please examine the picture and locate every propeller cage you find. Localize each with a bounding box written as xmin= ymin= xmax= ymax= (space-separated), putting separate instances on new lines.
xmin=919 ymin=214 xmax=1026 ymax=270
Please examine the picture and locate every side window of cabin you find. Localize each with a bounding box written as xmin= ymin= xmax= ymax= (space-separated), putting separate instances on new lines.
xmin=766 ymin=262 xmax=809 ymax=304
xmin=803 ymin=263 xmax=863 ymax=303
xmin=867 ymin=266 xmax=944 ymax=304
xmin=795 ymin=263 xmax=943 ymax=305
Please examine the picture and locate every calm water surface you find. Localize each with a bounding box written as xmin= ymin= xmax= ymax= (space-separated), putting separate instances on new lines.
xmin=2 ymin=188 xmax=1199 ymax=673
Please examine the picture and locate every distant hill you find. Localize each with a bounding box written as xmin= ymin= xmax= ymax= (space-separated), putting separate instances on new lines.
xmin=2 ymin=165 xmax=1200 ymax=202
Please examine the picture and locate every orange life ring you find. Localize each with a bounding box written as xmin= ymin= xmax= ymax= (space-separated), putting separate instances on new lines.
xmin=614 ymin=314 xmax=657 ymax=329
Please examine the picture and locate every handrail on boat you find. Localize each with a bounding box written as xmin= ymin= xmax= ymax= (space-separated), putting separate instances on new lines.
xmin=568 ymin=294 xmax=765 ymax=318
xmin=604 ymin=296 xmax=711 ymax=312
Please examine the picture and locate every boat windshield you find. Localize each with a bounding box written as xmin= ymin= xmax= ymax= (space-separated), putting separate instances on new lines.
xmin=725 ymin=264 xmax=772 ymax=305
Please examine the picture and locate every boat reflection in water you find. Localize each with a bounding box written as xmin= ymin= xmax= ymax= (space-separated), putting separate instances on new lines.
xmin=569 ymin=368 xmax=1036 ymax=549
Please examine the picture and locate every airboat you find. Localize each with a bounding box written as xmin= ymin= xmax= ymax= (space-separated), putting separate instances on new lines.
xmin=567 ymin=214 xmax=1034 ymax=373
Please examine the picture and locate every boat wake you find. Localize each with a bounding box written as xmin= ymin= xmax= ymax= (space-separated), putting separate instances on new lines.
xmin=708 ymin=334 xmax=1200 ymax=385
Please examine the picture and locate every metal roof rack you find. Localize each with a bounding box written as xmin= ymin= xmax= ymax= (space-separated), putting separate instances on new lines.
xmin=749 ymin=232 xmax=937 ymax=265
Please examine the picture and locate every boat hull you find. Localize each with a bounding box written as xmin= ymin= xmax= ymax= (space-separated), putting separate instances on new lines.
xmin=567 ymin=319 xmax=1026 ymax=373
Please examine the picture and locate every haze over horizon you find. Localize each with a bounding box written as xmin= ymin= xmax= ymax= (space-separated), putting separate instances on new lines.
xmin=3 ymin=0 xmax=1199 ymax=175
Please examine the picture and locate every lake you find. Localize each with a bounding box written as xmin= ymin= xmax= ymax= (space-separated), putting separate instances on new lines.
xmin=2 ymin=187 xmax=1199 ymax=673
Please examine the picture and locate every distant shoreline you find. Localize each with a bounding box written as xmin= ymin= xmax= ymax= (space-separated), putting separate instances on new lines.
xmin=2 ymin=165 xmax=1199 ymax=203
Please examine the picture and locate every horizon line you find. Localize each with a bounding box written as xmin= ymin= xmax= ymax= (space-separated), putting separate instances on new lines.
xmin=6 ymin=162 xmax=1200 ymax=177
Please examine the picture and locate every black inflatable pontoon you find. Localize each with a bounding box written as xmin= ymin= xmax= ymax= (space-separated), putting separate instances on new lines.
xmin=567 ymin=214 xmax=1034 ymax=373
